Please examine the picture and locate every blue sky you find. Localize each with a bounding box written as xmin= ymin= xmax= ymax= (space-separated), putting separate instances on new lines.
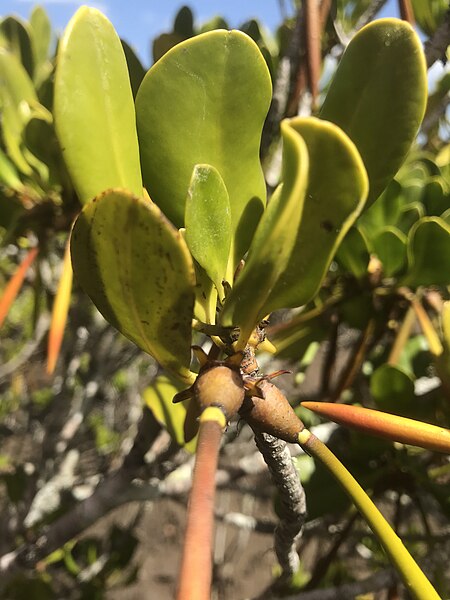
xmin=1 ymin=0 xmax=401 ymax=68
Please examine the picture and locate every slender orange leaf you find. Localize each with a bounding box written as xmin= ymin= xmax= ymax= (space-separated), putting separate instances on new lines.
xmin=47 ymin=239 xmax=73 ymax=374
xmin=0 ymin=247 xmax=39 ymax=329
xmin=301 ymin=401 xmax=450 ymax=453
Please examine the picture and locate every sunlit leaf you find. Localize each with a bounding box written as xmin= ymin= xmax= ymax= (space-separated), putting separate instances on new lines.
xmin=320 ymin=19 xmax=427 ymax=206
xmin=136 ymin=29 xmax=272 ymax=264
xmin=71 ymin=189 xmax=195 ymax=383
xmin=185 ymin=164 xmax=231 ymax=298
xmin=143 ymin=375 xmax=197 ymax=452
xmin=265 ymin=117 xmax=368 ymax=311
xmin=220 ymin=120 xmax=308 ymax=345
xmin=54 ymin=7 xmax=142 ymax=203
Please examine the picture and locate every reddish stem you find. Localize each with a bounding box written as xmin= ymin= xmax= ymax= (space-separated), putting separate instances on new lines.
xmin=177 ymin=417 xmax=223 ymax=600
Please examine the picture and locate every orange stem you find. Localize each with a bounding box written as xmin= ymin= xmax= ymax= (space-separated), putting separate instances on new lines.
xmin=398 ymin=0 xmax=415 ymax=26
xmin=177 ymin=414 xmax=224 ymax=600
xmin=0 ymin=246 xmax=39 ymax=329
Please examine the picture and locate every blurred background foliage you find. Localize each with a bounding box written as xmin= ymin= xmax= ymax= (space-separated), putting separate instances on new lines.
xmin=0 ymin=1 xmax=449 ymax=598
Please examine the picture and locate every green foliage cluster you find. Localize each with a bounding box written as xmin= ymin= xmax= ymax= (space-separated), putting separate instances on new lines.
xmin=1 ymin=2 xmax=450 ymax=598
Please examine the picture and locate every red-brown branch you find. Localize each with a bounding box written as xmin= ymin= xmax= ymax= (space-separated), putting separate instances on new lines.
xmin=177 ymin=418 xmax=223 ymax=600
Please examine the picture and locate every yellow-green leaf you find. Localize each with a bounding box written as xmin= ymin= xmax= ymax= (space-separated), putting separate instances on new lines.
xmin=185 ymin=164 xmax=231 ymax=298
xmin=136 ymin=29 xmax=272 ymax=264
xmin=71 ymin=189 xmax=195 ymax=383
xmin=320 ymin=19 xmax=427 ymax=206
xmin=54 ymin=7 xmax=142 ymax=203
xmin=265 ymin=117 xmax=368 ymax=311
xmin=220 ymin=120 xmax=309 ymax=345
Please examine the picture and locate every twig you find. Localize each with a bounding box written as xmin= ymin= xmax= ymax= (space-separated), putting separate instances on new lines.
xmin=304 ymin=512 xmax=358 ymax=590
xmin=354 ymin=0 xmax=389 ymax=31
xmin=330 ymin=318 xmax=375 ymax=401
xmin=0 ymin=313 xmax=50 ymax=381
xmin=253 ymin=432 xmax=307 ymax=582
xmin=320 ymin=313 xmax=339 ymax=397
xmin=0 ymin=408 xmax=161 ymax=582
xmin=424 ymin=9 xmax=450 ymax=69
xmin=281 ymin=567 xmax=397 ymax=600
xmin=261 ymin=7 xmax=305 ymax=158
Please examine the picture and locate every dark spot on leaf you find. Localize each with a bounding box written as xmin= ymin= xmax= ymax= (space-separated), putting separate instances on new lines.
xmin=321 ymin=220 xmax=334 ymax=232
xmin=141 ymin=320 xmax=150 ymax=325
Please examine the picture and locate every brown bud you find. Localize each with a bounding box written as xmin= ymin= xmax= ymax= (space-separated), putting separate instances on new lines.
xmin=240 ymin=380 xmax=304 ymax=443
xmin=194 ymin=365 xmax=245 ymax=419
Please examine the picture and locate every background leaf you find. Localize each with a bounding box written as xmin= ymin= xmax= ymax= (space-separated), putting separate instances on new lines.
xmin=403 ymin=217 xmax=450 ymax=287
xmin=320 ymin=18 xmax=427 ymax=206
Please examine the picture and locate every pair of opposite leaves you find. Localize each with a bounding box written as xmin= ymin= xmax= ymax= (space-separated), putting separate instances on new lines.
xmin=55 ymin=8 xmax=427 ymax=382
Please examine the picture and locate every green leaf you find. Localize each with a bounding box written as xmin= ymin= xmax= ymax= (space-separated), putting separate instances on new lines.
xmin=29 ymin=5 xmax=52 ymax=86
xmin=121 ymin=40 xmax=145 ymax=99
xmin=265 ymin=116 xmax=368 ymax=311
xmin=357 ymin=180 xmax=403 ymax=240
xmin=174 ymin=6 xmax=194 ymax=38
xmin=144 ymin=375 xmax=196 ymax=452
xmin=136 ymin=29 xmax=272 ymax=264
xmin=220 ymin=121 xmax=309 ymax=345
xmin=0 ymin=148 xmax=24 ymax=189
xmin=0 ymin=48 xmax=38 ymax=175
xmin=403 ymin=217 xmax=450 ymax=287
xmin=0 ymin=16 xmax=34 ymax=77
xmin=397 ymin=201 xmax=424 ymax=234
xmin=54 ymin=7 xmax=142 ymax=204
xmin=70 ymin=189 xmax=195 ymax=383
xmin=371 ymin=364 xmax=415 ymax=417
xmin=320 ymin=19 xmax=427 ymax=206
xmin=185 ymin=164 xmax=231 ymax=298
xmin=336 ymin=226 xmax=369 ymax=278
xmin=424 ymin=177 xmax=449 ymax=216
xmin=372 ymin=227 xmax=407 ymax=277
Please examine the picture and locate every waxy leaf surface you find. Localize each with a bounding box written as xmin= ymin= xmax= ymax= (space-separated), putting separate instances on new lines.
xmin=0 ymin=48 xmax=38 ymax=175
xmin=136 ymin=29 xmax=272 ymax=264
xmin=266 ymin=117 xmax=368 ymax=311
xmin=372 ymin=227 xmax=406 ymax=277
xmin=220 ymin=121 xmax=308 ymax=344
xmin=54 ymin=7 xmax=142 ymax=203
xmin=320 ymin=19 xmax=427 ymax=206
xmin=336 ymin=227 xmax=369 ymax=278
xmin=144 ymin=375 xmax=197 ymax=452
xmin=403 ymin=217 xmax=450 ymax=287
xmin=185 ymin=165 xmax=231 ymax=297
xmin=71 ymin=189 xmax=195 ymax=383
